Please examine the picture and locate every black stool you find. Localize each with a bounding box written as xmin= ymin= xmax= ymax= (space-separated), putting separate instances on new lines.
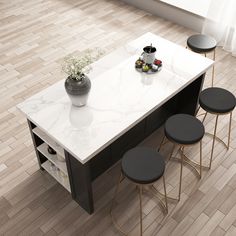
xmin=187 ymin=34 xmax=217 ymax=86
xmin=199 ymin=87 xmax=236 ymax=169
xmin=159 ymin=114 xmax=205 ymax=200
xmin=110 ymin=147 xmax=168 ymax=236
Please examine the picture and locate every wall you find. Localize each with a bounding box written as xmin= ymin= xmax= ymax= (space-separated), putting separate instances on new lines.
xmin=122 ymin=0 xmax=205 ymax=32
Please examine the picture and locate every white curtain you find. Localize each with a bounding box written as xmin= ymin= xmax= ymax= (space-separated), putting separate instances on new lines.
xmin=202 ymin=0 xmax=236 ymax=56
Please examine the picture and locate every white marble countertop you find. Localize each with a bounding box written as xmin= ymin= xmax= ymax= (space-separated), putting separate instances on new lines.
xmin=17 ymin=32 xmax=214 ymax=164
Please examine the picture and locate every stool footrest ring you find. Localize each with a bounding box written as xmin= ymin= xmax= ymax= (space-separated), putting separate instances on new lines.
xmin=170 ymin=156 xmax=201 ymax=179
xmin=143 ymin=186 xmax=169 ymax=213
xmin=170 ymin=148 xmax=207 ymax=178
xmin=205 ymin=132 xmax=229 ymax=149
xmin=178 ymin=149 xmax=210 ymax=170
xmin=110 ymin=173 xmax=168 ymax=236
xmin=150 ymin=185 xmax=179 ymax=203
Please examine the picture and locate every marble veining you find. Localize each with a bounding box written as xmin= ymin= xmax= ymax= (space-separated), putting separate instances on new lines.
xmin=17 ymin=32 xmax=214 ymax=164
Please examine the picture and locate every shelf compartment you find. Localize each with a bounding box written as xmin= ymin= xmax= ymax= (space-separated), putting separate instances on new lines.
xmin=37 ymin=143 xmax=67 ymax=175
xmin=33 ymin=127 xmax=65 ymax=158
xmin=42 ymin=160 xmax=71 ymax=192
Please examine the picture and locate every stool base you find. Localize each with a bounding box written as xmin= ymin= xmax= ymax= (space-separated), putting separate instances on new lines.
xmin=151 ymin=184 xmax=179 ymax=203
xmin=205 ymin=132 xmax=229 ymax=149
xmin=110 ymin=172 xmax=168 ymax=236
xmin=159 ymin=136 xmax=203 ymax=201
xmin=201 ymin=111 xmax=232 ymax=169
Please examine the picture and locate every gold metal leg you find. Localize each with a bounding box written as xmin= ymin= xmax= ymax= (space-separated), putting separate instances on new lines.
xmin=168 ymin=143 xmax=175 ymax=162
xmin=110 ymin=172 xmax=123 ymax=211
xmin=163 ymin=175 xmax=168 ymax=213
xmin=202 ymin=112 xmax=208 ymax=123
xmin=178 ymin=147 xmax=184 ymax=201
xmin=110 ymin=172 xmax=127 ymax=236
xmin=195 ymin=106 xmax=201 ymax=116
xmin=158 ymin=135 xmax=175 ymax=163
xmin=204 ymin=111 xmax=232 ymax=152
xmin=158 ymin=135 xmax=166 ymax=152
xmin=139 ymin=186 xmax=143 ymax=236
xmin=212 ymin=49 xmax=216 ymax=87
xmin=196 ymin=110 xmax=208 ymax=119
xmin=110 ymin=171 xmax=170 ymax=235
xmin=200 ymin=140 xmax=202 ymax=178
xmin=165 ymin=142 xmax=205 ymax=201
xmin=209 ymin=115 xmax=219 ymax=169
xmin=176 ymin=149 xmax=208 ymax=174
xmin=151 ymin=184 xmax=179 ymax=203
xmin=228 ymin=112 xmax=232 ymax=149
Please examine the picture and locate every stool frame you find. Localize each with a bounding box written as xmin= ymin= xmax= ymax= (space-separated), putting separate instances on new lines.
xmin=201 ymin=110 xmax=233 ymax=169
xmin=110 ymin=170 xmax=168 ymax=236
xmin=158 ymin=136 xmax=206 ymax=201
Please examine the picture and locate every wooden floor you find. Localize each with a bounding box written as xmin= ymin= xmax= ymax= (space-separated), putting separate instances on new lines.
xmin=0 ymin=0 xmax=236 ymax=235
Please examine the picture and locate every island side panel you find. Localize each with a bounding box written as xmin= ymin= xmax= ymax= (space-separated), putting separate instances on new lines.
xmin=111 ymin=119 xmax=146 ymax=164
xmin=27 ymin=119 xmax=47 ymax=170
xmin=176 ymin=73 xmax=205 ymax=115
xmin=65 ymin=151 xmax=94 ymax=214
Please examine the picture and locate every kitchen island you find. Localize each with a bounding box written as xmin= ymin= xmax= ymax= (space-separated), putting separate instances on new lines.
xmin=17 ymin=32 xmax=213 ymax=214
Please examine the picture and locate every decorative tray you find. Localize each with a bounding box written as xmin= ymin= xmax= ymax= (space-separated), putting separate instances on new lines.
xmin=135 ymin=58 xmax=162 ymax=74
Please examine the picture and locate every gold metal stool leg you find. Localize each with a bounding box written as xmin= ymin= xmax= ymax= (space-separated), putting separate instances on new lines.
xmin=227 ymin=112 xmax=233 ymax=149
xmin=202 ymin=112 xmax=208 ymax=123
xmin=110 ymin=172 xmax=124 ymax=211
xmin=178 ymin=147 xmax=184 ymax=201
xmin=168 ymin=143 xmax=175 ymax=162
xmin=159 ymin=138 xmax=205 ymax=201
xmin=149 ymin=174 xmax=169 ymax=211
xmin=110 ymin=172 xmax=127 ymax=236
xmin=139 ymin=186 xmax=143 ymax=236
xmin=195 ymin=106 xmax=201 ymax=116
xmin=158 ymin=135 xmax=166 ymax=152
xmin=177 ymin=144 xmax=203 ymax=199
xmin=177 ymin=143 xmax=207 ymax=176
xmin=158 ymin=135 xmax=175 ymax=163
xmin=212 ymin=49 xmax=216 ymax=87
xmin=209 ymin=114 xmax=219 ymax=169
xmin=163 ymin=175 xmax=168 ymax=213
xmin=110 ymin=172 xmax=168 ymax=235
xmin=200 ymin=140 xmax=202 ymax=178
xmin=151 ymin=182 xmax=178 ymax=203
xmin=204 ymin=111 xmax=232 ymax=169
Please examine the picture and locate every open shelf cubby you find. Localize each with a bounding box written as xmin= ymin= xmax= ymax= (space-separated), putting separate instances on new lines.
xmin=41 ymin=160 xmax=71 ymax=192
xmin=37 ymin=142 xmax=67 ymax=175
xmin=33 ymin=127 xmax=65 ymax=158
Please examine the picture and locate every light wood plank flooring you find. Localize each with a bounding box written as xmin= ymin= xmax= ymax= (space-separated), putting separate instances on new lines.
xmin=0 ymin=0 xmax=236 ymax=235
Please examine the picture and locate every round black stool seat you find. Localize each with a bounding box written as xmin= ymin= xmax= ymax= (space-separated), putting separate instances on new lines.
xmin=200 ymin=87 xmax=236 ymax=114
xmin=121 ymin=147 xmax=165 ymax=184
xmin=165 ymin=114 xmax=204 ymax=145
xmin=187 ymin=34 xmax=217 ymax=53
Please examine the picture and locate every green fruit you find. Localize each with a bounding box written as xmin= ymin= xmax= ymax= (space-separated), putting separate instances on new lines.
xmin=142 ymin=65 xmax=149 ymax=72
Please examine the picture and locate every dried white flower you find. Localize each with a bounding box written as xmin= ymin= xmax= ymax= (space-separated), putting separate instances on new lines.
xmin=62 ymin=48 xmax=104 ymax=81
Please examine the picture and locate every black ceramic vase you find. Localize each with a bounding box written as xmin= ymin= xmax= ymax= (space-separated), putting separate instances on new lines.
xmin=65 ymin=74 xmax=91 ymax=107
